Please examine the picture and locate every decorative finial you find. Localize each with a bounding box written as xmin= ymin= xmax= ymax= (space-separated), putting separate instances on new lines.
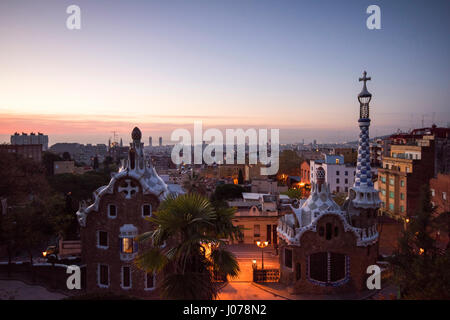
xmin=316 ymin=166 xmax=325 ymax=186
xmin=131 ymin=127 xmax=142 ymax=141
xmin=359 ymin=70 xmax=371 ymax=86
xmin=358 ymin=70 xmax=372 ymax=102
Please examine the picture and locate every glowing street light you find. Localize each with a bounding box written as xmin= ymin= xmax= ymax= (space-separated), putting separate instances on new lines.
xmin=256 ymin=241 xmax=269 ymax=270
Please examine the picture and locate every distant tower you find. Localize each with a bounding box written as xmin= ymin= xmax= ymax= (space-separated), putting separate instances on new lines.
xmin=120 ymin=138 xmax=123 ymax=147
xmin=159 ymin=137 xmax=162 ymax=147
xmin=149 ymin=136 xmax=152 ymax=147
xmin=347 ymin=71 xmax=381 ymax=227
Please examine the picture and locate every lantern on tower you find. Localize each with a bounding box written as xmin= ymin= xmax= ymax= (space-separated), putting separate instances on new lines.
xmin=358 ymin=71 xmax=372 ymax=119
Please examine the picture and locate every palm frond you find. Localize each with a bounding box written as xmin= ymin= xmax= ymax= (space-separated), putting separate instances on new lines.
xmin=135 ymin=247 xmax=168 ymax=273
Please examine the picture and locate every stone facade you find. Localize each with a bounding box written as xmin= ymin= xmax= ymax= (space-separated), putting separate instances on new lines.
xmin=279 ymin=214 xmax=378 ymax=294
xmin=277 ymin=72 xmax=380 ymax=295
xmin=77 ymin=127 xmax=169 ymax=298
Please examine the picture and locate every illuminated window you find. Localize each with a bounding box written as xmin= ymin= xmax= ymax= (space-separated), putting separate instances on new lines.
xmin=389 ymin=191 xmax=394 ymax=199
xmin=335 ymin=159 xmax=340 ymax=164
xmin=122 ymin=238 xmax=134 ymax=254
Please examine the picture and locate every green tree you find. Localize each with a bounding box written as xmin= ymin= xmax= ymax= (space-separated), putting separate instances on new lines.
xmin=282 ymin=188 xmax=303 ymax=200
xmin=47 ymin=171 xmax=110 ymax=205
xmin=388 ymin=185 xmax=450 ymax=299
xmin=135 ymin=194 xmax=241 ymax=300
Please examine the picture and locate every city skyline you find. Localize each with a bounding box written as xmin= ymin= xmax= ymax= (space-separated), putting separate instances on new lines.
xmin=1 ymin=0 xmax=449 ymax=145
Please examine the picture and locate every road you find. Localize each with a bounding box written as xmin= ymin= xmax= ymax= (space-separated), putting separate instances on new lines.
xmin=217 ymin=282 xmax=286 ymax=300
xmin=226 ymin=244 xmax=280 ymax=282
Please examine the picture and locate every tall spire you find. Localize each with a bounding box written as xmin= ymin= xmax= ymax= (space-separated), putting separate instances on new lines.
xmin=354 ymin=71 xmax=373 ymax=189
xmin=348 ymin=71 xmax=381 ymax=209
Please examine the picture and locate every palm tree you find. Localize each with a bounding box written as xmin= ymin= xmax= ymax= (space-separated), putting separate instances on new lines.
xmin=135 ymin=193 xmax=242 ymax=300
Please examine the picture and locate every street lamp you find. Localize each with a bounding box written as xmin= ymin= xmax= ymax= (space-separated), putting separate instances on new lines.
xmin=256 ymin=241 xmax=269 ymax=270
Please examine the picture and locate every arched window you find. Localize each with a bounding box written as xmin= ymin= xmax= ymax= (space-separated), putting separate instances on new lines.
xmin=334 ymin=226 xmax=339 ymax=237
xmin=142 ymin=204 xmax=152 ymax=217
xmin=284 ymin=248 xmax=293 ymax=269
xmin=145 ymin=272 xmax=156 ymax=291
xmin=325 ymin=223 xmax=332 ymax=240
xmin=108 ymin=204 xmax=117 ymax=218
xmin=319 ymin=226 xmax=324 ymax=237
xmin=309 ymin=252 xmax=327 ymax=282
xmin=295 ymin=263 xmax=301 ymax=281
xmin=309 ymin=252 xmax=347 ymax=285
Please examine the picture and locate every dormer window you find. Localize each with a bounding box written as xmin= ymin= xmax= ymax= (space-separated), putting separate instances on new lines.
xmin=108 ymin=204 xmax=117 ymax=218
xmin=119 ymin=224 xmax=138 ymax=261
xmin=142 ymin=204 xmax=152 ymax=217
xmin=122 ymin=238 xmax=135 ymax=254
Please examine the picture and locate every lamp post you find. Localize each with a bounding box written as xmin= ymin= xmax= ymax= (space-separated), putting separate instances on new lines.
xmin=256 ymin=241 xmax=269 ymax=270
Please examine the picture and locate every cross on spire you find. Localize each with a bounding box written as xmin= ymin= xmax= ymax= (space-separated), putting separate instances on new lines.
xmin=359 ymin=71 xmax=371 ymax=85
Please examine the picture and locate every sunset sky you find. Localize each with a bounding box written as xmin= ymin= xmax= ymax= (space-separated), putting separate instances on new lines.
xmin=0 ymin=0 xmax=449 ymax=145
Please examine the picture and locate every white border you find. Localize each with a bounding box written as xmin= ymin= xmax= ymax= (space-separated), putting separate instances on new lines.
xmin=142 ymin=203 xmax=152 ymax=218
xmin=97 ymin=230 xmax=109 ymax=249
xmin=121 ymin=266 xmax=132 ymax=290
xmin=97 ymin=263 xmax=110 ymax=288
xmin=108 ymin=203 xmax=117 ymax=219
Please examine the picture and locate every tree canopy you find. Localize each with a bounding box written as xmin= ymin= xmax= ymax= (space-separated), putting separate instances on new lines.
xmin=135 ymin=194 xmax=242 ymax=300
xmin=388 ymin=185 xmax=450 ymax=299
